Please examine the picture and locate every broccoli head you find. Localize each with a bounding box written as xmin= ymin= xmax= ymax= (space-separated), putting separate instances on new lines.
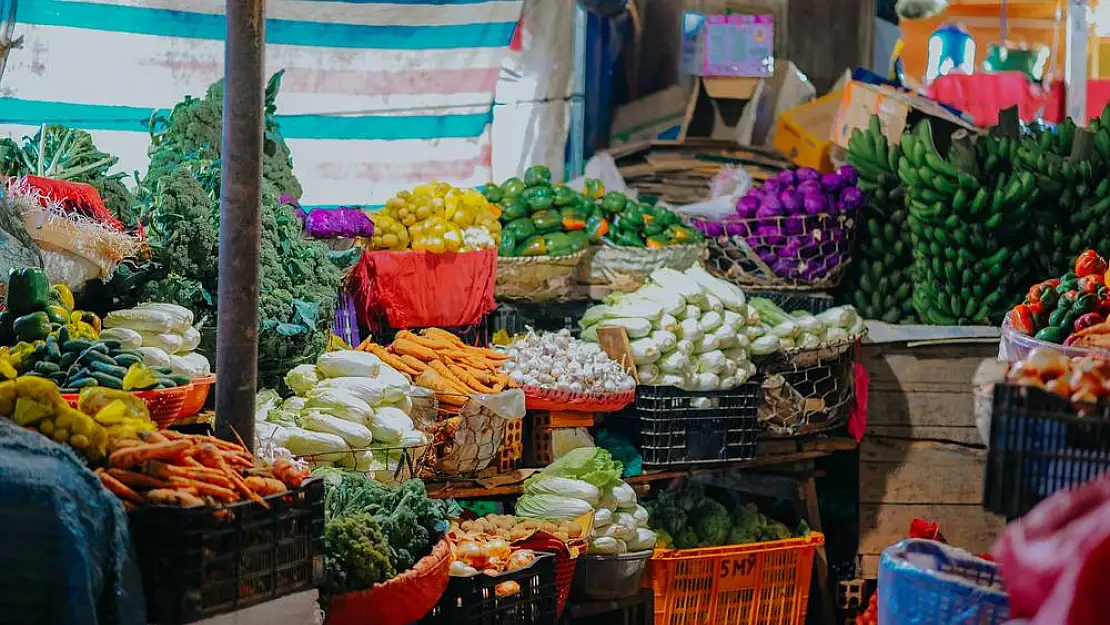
xmin=651 ymin=505 xmax=687 ymax=538
xmin=727 ymin=526 xmax=755 ymax=545
xmin=323 ymin=511 xmax=395 ymax=594
xmin=676 ymin=484 xmax=705 ymax=513
xmin=693 ymin=499 xmax=731 ymax=547
xmin=760 ymin=521 xmax=793 ymax=542
xmin=674 ymin=527 xmax=699 ymax=550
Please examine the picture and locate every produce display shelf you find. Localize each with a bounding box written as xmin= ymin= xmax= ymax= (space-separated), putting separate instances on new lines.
xmin=424 ymin=437 xmax=856 ymax=499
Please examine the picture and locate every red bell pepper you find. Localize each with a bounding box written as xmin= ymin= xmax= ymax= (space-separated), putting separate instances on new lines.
xmin=1011 ymin=304 xmax=1037 ymax=335
xmin=1074 ymin=312 xmax=1106 ymax=332
xmin=1075 ymin=250 xmax=1108 ymax=277
xmin=1078 ymin=275 xmax=1106 ymax=295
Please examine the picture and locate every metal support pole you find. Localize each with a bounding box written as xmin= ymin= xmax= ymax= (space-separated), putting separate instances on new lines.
xmin=215 ymin=0 xmax=265 ymax=447
xmin=1065 ymin=0 xmax=1089 ymax=123
xmin=568 ymin=0 xmax=587 ymax=178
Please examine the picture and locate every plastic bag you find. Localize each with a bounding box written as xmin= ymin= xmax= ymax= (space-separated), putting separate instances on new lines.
xmin=304 ymin=208 xmax=375 ymax=239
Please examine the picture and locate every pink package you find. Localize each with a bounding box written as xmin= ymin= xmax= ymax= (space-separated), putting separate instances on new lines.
xmin=682 ymin=12 xmax=774 ymax=77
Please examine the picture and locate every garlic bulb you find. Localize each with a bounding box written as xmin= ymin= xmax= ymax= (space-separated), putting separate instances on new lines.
xmin=504 ymin=327 xmax=635 ymax=394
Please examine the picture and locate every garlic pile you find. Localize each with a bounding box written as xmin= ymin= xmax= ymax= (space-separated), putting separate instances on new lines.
xmin=504 ymin=329 xmax=636 ymax=395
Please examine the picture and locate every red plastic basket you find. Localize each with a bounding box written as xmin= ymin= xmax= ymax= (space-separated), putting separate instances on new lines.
xmin=514 ymin=532 xmax=582 ymax=617
xmin=522 ymin=385 xmax=635 ymax=413
xmin=62 ymin=384 xmax=192 ymax=428
xmin=178 ymin=375 xmax=215 ymax=418
xmin=326 ymin=538 xmax=452 ymax=625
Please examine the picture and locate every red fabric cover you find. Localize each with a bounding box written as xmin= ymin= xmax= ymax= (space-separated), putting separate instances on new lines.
xmin=349 ymin=248 xmax=496 ymax=331
xmin=993 ymin=476 xmax=1110 ymax=625
xmin=847 ymin=343 xmax=869 ymax=443
xmin=1041 ymin=79 xmax=1110 ymax=124
xmin=926 ymin=72 xmax=1049 ymax=127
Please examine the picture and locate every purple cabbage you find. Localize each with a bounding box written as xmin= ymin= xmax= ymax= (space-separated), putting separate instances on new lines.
xmin=796 ymin=167 xmax=821 ymax=183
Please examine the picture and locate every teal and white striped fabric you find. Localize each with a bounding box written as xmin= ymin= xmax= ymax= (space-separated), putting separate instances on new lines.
xmin=0 ymin=0 xmax=523 ymax=207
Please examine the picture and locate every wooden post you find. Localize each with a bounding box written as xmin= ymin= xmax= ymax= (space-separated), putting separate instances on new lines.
xmin=215 ymin=0 xmax=266 ymax=447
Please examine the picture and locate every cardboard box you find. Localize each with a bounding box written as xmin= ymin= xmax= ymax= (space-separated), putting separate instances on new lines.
xmin=609 ymin=85 xmax=690 ymax=148
xmin=681 ymin=12 xmax=774 ymax=77
xmin=832 ymin=81 xmax=980 ymax=151
xmin=774 ymin=91 xmax=842 ymax=173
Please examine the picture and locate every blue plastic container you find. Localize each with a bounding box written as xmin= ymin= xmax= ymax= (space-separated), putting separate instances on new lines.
xmin=878 ymin=539 xmax=1009 ymax=625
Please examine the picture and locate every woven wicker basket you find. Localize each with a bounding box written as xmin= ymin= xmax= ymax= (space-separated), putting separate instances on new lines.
xmin=574 ymin=243 xmax=705 ymax=293
xmin=496 ymin=250 xmax=587 ymax=302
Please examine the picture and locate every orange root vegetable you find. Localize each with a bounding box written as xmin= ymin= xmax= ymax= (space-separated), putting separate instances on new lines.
xmin=465 ymin=368 xmax=493 ymax=385
xmin=159 ymin=430 xmax=186 ymax=440
xmin=194 ymin=443 xmax=269 ymax=508
xmin=368 ymin=345 xmax=418 ymax=375
xmin=98 ymin=470 xmax=142 ymax=503
xmin=392 ymin=338 xmax=440 ymax=362
xmin=168 ymin=477 xmax=238 ymax=501
xmin=109 ymin=440 xmax=192 ymax=469
xmin=137 ymin=430 xmax=169 ymax=444
xmin=422 ymin=328 xmax=467 ymax=348
xmin=106 ymin=468 xmax=172 ymax=490
xmin=414 ymin=371 xmax=469 ymax=406
xmin=399 ymin=355 xmax=431 ymax=374
xmin=244 ymin=476 xmax=288 ymax=496
xmin=429 ymin=361 xmax=473 ymax=393
xmin=111 ymin=438 xmax=144 ymax=451
xmin=146 ymin=488 xmax=205 ymax=508
xmin=449 ymin=364 xmax=494 ymax=393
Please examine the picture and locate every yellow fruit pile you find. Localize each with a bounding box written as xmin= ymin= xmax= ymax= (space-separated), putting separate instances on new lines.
xmin=366 ymin=182 xmax=501 ymax=253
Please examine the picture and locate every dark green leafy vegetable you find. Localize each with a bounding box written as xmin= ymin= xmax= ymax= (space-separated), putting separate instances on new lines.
xmin=323 ymin=511 xmax=396 ymax=594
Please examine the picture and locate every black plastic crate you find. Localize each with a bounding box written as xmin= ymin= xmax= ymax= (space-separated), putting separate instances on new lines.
xmin=420 ymin=552 xmax=557 ymax=625
xmin=984 ymin=383 xmax=1110 ymax=519
xmin=488 ymin=301 xmax=590 ymax=338
xmin=131 ymin=478 xmax=325 ymax=624
xmin=744 ymin=289 xmax=837 ymax=315
xmin=609 ymin=384 xmax=762 ymax=470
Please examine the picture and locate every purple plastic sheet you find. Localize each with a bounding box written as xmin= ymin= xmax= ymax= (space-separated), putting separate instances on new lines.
xmin=303 ymin=207 xmax=375 ymax=239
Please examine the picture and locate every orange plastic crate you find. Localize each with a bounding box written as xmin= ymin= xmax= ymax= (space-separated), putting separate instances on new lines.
xmin=644 ymin=532 xmax=824 ymax=625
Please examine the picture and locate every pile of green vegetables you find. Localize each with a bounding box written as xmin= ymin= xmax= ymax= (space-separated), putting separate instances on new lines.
xmin=486 ymin=165 xmax=700 ymax=257
xmin=317 ymin=468 xmax=449 ymax=595
xmin=0 ymin=124 xmax=137 ymax=227
xmin=129 ymin=72 xmax=342 ymax=383
xmin=642 ymin=483 xmax=808 ymax=549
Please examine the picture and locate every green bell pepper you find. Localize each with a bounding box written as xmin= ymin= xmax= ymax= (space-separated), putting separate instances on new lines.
xmin=565 ymin=230 xmax=590 ymax=252
xmin=666 ymin=224 xmax=699 ymax=244
xmin=553 ymin=185 xmax=577 ymax=207
xmin=523 ymin=165 xmax=553 ymax=188
xmin=504 ymin=217 xmax=537 ymax=240
xmin=601 ymin=192 xmax=628 ymax=214
xmin=500 ymin=198 xmax=528 ymax=222
xmin=1034 ymin=326 xmax=1067 ymax=343
xmin=531 ymin=210 xmax=563 ymax=234
xmin=501 ymin=177 xmax=526 ymax=198
xmin=614 ymin=230 xmax=645 ymax=248
xmin=5 ymin=267 xmax=50 ymax=316
xmin=560 ymin=205 xmax=589 ymax=231
xmin=521 ymin=185 xmax=555 ymax=212
xmin=13 ymin=311 xmax=51 ymax=343
xmin=620 ymin=205 xmax=645 ymax=230
xmin=482 ymin=183 xmax=504 ymax=204
xmin=1048 ymin=306 xmax=1070 ymax=328
xmin=544 ymin=232 xmax=574 ymax=257
xmin=499 ymin=231 xmax=518 ymax=257
xmin=646 ymin=234 xmax=671 ymax=248
xmin=584 ymin=178 xmax=605 ymax=199
xmin=586 ymin=215 xmax=610 ymax=242
xmin=516 ymin=235 xmax=548 ymax=257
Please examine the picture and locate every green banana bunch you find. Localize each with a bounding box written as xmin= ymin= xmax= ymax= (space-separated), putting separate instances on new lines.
xmin=842 ymin=115 xmax=916 ymax=323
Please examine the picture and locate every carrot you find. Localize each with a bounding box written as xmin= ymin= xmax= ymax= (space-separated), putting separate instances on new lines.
xmin=111 ymin=438 xmax=144 ymax=451
xmin=169 ymin=477 xmax=239 ymax=502
xmin=476 ymin=347 xmax=508 ymax=361
xmin=160 ymin=430 xmax=186 ymax=440
xmin=244 ymin=476 xmax=288 ymax=496
xmin=459 ymin=354 xmax=497 ymax=371
xmin=399 ymin=355 xmax=432 ymax=374
xmin=107 ymin=468 xmax=172 ymax=490
xmin=194 ymin=435 xmax=244 ymax=452
xmin=415 ymin=371 xmax=469 ymax=406
xmin=429 ymin=361 xmax=473 ymax=394
xmin=393 ymin=338 xmax=440 ymax=362
xmin=147 ymin=461 xmax=234 ymax=488
xmin=356 ymin=337 xmax=375 ymax=352
xmin=422 ymin=328 xmax=467 ymax=348
xmin=109 ymin=440 xmax=192 ymax=469
xmin=98 ymin=470 xmax=142 ymax=503
xmin=194 ymin=444 xmax=269 ymax=508
xmin=449 ymin=364 xmax=494 ymax=393
xmin=146 ymin=488 xmax=205 ymax=508
xmin=407 ymin=333 xmax=457 ymax=352
xmin=464 ymin=367 xmax=493 ymax=385
xmin=137 ymin=430 xmax=169 ymax=444
xmin=368 ymin=344 xmax=418 ymax=375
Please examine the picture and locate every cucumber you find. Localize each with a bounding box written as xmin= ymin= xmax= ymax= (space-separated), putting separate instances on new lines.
xmin=101 ymin=339 xmax=123 ymax=351
xmin=59 ymin=352 xmax=77 ymax=370
xmin=113 ymin=353 xmax=142 ymax=367
xmin=81 ymin=350 xmax=117 ymax=367
xmin=168 ymin=374 xmax=192 ymax=386
xmin=45 ymin=335 xmax=61 ymax=361
xmin=153 ymin=365 xmax=174 ymax=375
xmin=89 ymin=372 xmax=123 ymax=389
xmin=66 ymin=377 xmax=98 ymax=389
xmin=62 ymin=339 xmax=92 ymax=353
xmin=57 ymin=326 xmax=70 ymax=345
xmin=33 ymin=361 xmax=60 ymax=375
xmin=90 ymin=361 xmax=128 ymax=379
xmin=156 ymin=376 xmax=180 ymax=388
xmin=89 ymin=342 xmax=110 ymax=354
xmin=48 ymin=371 xmax=67 ymax=385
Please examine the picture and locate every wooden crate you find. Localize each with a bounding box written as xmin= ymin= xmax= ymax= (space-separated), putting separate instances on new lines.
xmin=858 ymin=340 xmax=1005 ymax=578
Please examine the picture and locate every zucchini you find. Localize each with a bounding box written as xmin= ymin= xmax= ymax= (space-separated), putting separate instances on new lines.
xmin=168 ymin=374 xmax=192 ymax=386
xmin=90 ymin=361 xmax=128 ymax=379
xmin=62 ymin=339 xmax=92 ymax=353
xmin=113 ymin=353 xmax=142 ymax=367
xmin=89 ymin=372 xmax=123 ymax=389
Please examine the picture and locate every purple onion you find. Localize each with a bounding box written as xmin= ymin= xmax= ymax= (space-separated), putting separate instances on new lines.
xmin=777 ymin=238 xmax=803 ymax=258
xmin=757 ymin=196 xmax=783 ymax=218
xmin=839 ymin=165 xmax=858 ymax=187
xmin=778 ymin=190 xmax=804 ymax=214
xmin=803 ymin=193 xmax=829 ymax=216
xmin=754 ymin=224 xmax=786 ymax=246
xmin=825 ymin=227 xmax=847 ymax=242
xmin=796 ymin=180 xmax=822 ymax=196
xmin=820 ymin=172 xmax=844 ymax=192
xmin=762 ymin=179 xmax=784 ymax=194
xmin=783 ymin=216 xmax=806 ymax=236
xmin=777 ymin=169 xmax=798 ymax=186
xmin=736 ymin=194 xmax=761 ymax=218
xmin=839 ymin=187 xmax=865 ymax=212
xmin=771 ymin=258 xmax=800 ymax=279
xmin=757 ymin=249 xmax=778 ymax=265
xmin=724 ymin=220 xmax=749 ymax=237
xmin=704 ymin=221 xmax=724 ymax=237
xmin=796 ymin=167 xmax=821 ymax=183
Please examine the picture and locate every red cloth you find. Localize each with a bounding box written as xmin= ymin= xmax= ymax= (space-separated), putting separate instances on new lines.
xmin=349 ymin=248 xmax=496 ymax=330
xmin=1041 ymin=79 xmax=1110 ymax=124
xmin=993 ymin=476 xmax=1110 ymax=625
xmin=847 ymin=343 xmax=869 ymax=443
xmin=926 ymin=72 xmax=1050 ymax=127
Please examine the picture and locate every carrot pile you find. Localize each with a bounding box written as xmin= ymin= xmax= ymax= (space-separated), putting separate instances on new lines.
xmin=95 ymin=430 xmax=309 ymax=509
xmin=356 ymin=328 xmax=512 ymax=407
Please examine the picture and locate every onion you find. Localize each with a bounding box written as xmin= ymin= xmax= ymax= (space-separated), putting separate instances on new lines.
xmin=839 ymin=165 xmax=859 ymax=186
xmin=723 ymin=219 xmax=749 ymax=237
xmin=777 ymin=169 xmax=798 ymax=186
xmin=796 ymin=167 xmax=821 ymax=183
xmin=777 ymin=238 xmax=803 ymax=258
xmin=762 ymin=178 xmax=784 ymax=194
xmin=736 ymin=194 xmax=761 ymax=218
xmin=756 ymin=248 xmax=778 ymax=265
xmin=803 ymin=193 xmax=829 ymax=216
xmin=703 ymin=221 xmax=724 ymax=237
xmin=754 ymin=224 xmax=786 ymax=246
xmin=820 ymin=172 xmax=843 ymax=192
xmin=456 ymin=540 xmax=489 ymax=569
xmin=758 ymin=196 xmax=783 ymax=217
xmin=796 ymin=180 xmax=822 ymax=196
xmin=839 ymin=187 xmax=865 ymax=212
xmin=779 ymin=190 xmax=804 ymax=214
xmin=783 ymin=215 xmax=806 ymax=236
xmin=487 ymin=538 xmax=512 ymax=561
xmin=771 ymin=257 xmax=800 ymax=279
xmin=1022 ymin=347 xmax=1070 ymax=379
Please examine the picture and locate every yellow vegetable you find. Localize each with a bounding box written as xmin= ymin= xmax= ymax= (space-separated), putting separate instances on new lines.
xmin=52 ymin=284 xmax=75 ymax=311
xmin=122 ymin=363 xmax=159 ymax=391
xmin=13 ymin=396 xmax=53 ymax=426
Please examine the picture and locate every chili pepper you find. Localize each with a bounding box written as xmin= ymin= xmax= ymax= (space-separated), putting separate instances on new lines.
xmin=1074 ymin=312 xmax=1106 ymax=332
xmin=1078 ymin=274 xmax=1106 ymax=294
xmin=1011 ymin=304 xmax=1037 ymax=335
xmin=1075 ymin=250 xmax=1108 ymax=277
